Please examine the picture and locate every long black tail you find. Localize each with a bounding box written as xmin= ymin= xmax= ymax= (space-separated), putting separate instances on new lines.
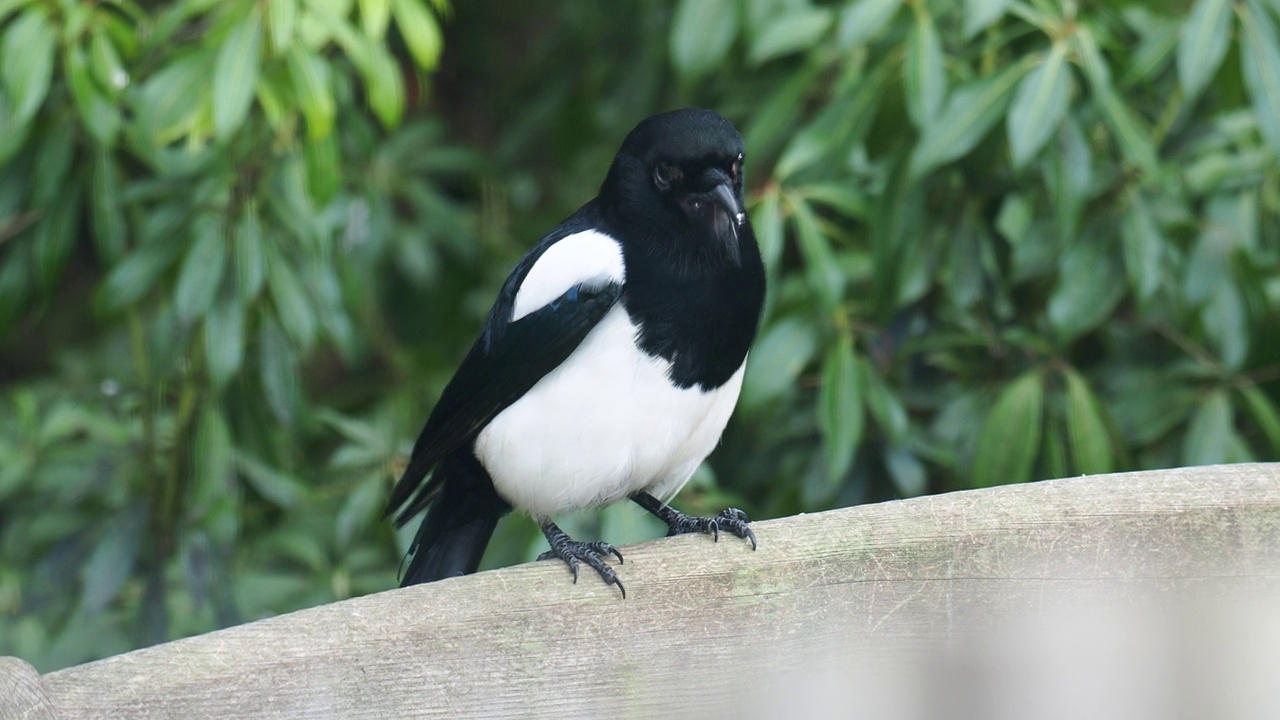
xmin=400 ymin=453 xmax=509 ymax=587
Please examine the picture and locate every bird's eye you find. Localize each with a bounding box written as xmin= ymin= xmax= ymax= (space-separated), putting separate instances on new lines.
xmin=731 ymin=153 xmax=744 ymax=182
xmin=653 ymin=162 xmax=681 ymax=191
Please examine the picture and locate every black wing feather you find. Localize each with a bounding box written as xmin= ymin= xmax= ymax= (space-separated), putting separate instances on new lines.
xmin=386 ymin=279 xmax=621 ymax=527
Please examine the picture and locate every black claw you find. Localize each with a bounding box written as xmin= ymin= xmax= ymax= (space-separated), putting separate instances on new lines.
xmin=538 ymin=521 xmax=626 ymax=597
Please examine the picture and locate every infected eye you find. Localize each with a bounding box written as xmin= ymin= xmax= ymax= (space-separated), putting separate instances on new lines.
xmin=653 ymin=162 xmax=682 ymax=191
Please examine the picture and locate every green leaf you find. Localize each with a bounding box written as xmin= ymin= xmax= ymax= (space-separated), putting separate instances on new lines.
xmin=1007 ymin=42 xmax=1070 ymax=168
xmin=1120 ymin=191 xmax=1165 ymax=301
xmin=90 ymin=149 xmax=126 ymax=264
xmin=268 ymin=0 xmax=298 ymax=54
xmin=837 ymin=0 xmax=900 ymax=47
xmin=80 ymin=504 xmax=145 ymax=612
xmin=336 ymin=474 xmax=385 ymax=549
xmin=0 ymin=0 xmax=34 ymax=26
xmin=393 ymin=0 xmax=443 ymax=69
xmin=95 ymin=241 xmax=184 ymax=315
xmin=135 ymin=54 xmax=209 ymax=146
xmin=740 ymin=316 xmax=818 ymax=413
xmin=1 ymin=8 xmax=55 ymax=124
xmin=1074 ymin=28 xmax=1161 ymax=177
xmin=89 ymin=27 xmax=129 ymax=96
xmin=909 ymin=62 xmax=1027 ymax=179
xmin=174 ymin=215 xmax=228 ymax=323
xmin=964 ymin=0 xmax=1010 ymax=38
xmin=752 ymin=186 xmax=784 ymax=271
xmin=1239 ymin=0 xmax=1280 ymax=156
xmin=1041 ymin=414 xmax=1069 ymax=480
xmin=193 ymin=405 xmax=234 ymax=515
xmin=359 ymin=0 xmax=391 ymax=39
xmin=235 ymin=203 xmax=266 ymax=300
xmin=31 ymin=114 xmax=75 ymax=204
xmin=1203 ymin=284 xmax=1248 ymax=372
xmin=1063 ymin=368 xmax=1114 ymax=475
xmin=304 ymin=133 xmax=340 ymax=204
xmin=205 ymin=293 xmax=245 ymax=388
xmin=862 ymin=360 xmax=908 ymax=443
xmin=1238 ymin=384 xmax=1280 ymax=455
xmin=817 ymin=334 xmax=863 ymax=486
xmin=1183 ymin=390 xmax=1233 ymax=466
xmin=790 ymin=197 xmax=844 ymax=312
xmin=750 ymin=6 xmax=833 ymax=65
xmin=1047 ymin=235 xmax=1126 ymax=342
xmin=287 ymin=47 xmax=334 ymax=140
xmin=1177 ymin=0 xmax=1232 ymax=101
xmin=670 ymin=0 xmax=739 ymax=80
xmin=236 ymin=450 xmax=307 ymax=508
xmin=903 ymin=9 xmax=946 ymax=128
xmin=1043 ymin=115 xmax=1091 ymax=243
xmin=885 ymin=445 xmax=927 ymax=496
xmin=213 ymin=7 xmax=263 ymax=141
xmin=973 ymin=370 xmax=1044 ymax=487
xmin=31 ymin=175 xmax=82 ymax=291
xmin=267 ymin=249 xmax=316 ymax=349
xmin=65 ymin=42 xmax=122 ymax=146
xmin=360 ymin=42 xmax=404 ymax=128
xmin=258 ymin=314 xmax=301 ymax=424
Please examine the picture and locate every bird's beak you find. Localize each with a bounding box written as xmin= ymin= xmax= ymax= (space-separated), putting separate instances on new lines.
xmin=708 ymin=181 xmax=745 ymax=266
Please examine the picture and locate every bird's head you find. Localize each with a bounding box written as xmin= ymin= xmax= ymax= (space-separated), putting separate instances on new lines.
xmin=602 ymin=108 xmax=752 ymax=270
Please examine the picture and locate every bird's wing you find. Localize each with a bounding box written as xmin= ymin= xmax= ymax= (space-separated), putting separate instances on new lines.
xmin=385 ymin=225 xmax=625 ymax=526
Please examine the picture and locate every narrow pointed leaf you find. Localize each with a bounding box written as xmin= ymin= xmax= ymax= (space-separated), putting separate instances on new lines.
xmin=837 ymin=0 xmax=900 ymax=47
xmin=964 ymin=0 xmax=1010 ymax=38
xmin=1183 ymin=390 xmax=1233 ymax=466
xmin=174 ymin=215 xmax=228 ymax=322
xmin=1177 ymin=0 xmax=1232 ymax=100
xmin=818 ymin=335 xmax=863 ymax=486
xmin=205 ymin=294 xmax=245 ymax=388
xmin=670 ymin=0 xmax=739 ymax=80
xmin=1063 ymin=368 xmax=1114 ymax=475
xmin=1008 ymin=42 xmax=1070 ymax=167
xmin=1 ymin=9 xmax=55 ymax=124
xmin=213 ymin=8 xmax=263 ymax=140
xmin=909 ymin=62 xmax=1027 ymax=179
xmin=1239 ymin=0 xmax=1280 ymax=156
xmin=973 ymin=370 xmax=1044 ymax=487
xmin=904 ymin=9 xmax=946 ymax=127
xmin=393 ymin=0 xmax=443 ymax=69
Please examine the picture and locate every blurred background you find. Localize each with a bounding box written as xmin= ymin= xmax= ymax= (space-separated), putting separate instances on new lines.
xmin=0 ymin=0 xmax=1277 ymax=672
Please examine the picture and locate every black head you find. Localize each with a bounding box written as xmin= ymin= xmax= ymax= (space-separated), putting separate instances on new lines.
xmin=601 ymin=108 xmax=752 ymax=272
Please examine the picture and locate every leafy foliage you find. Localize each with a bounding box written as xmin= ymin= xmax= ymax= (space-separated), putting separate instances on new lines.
xmin=1 ymin=0 xmax=1278 ymax=672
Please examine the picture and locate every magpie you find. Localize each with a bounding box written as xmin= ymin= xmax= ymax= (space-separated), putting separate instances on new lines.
xmin=384 ymin=108 xmax=765 ymax=596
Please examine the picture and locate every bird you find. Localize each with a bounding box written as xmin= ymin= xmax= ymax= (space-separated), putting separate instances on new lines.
xmin=384 ymin=108 xmax=765 ymax=597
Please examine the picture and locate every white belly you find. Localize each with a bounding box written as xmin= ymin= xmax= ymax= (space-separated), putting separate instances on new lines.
xmin=473 ymin=307 xmax=746 ymax=519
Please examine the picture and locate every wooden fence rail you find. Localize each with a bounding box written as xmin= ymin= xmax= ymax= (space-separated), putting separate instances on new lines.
xmin=4 ymin=463 xmax=1280 ymax=719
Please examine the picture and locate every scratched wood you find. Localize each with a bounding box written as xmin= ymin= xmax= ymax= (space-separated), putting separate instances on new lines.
xmin=5 ymin=464 xmax=1279 ymax=719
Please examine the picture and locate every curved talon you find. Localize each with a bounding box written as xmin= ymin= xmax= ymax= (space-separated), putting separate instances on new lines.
xmin=538 ymin=520 xmax=626 ymax=597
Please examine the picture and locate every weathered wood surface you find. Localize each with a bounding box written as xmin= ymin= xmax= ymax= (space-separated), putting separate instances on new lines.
xmin=0 ymin=657 xmax=56 ymax=720
xmin=5 ymin=464 xmax=1280 ymax=719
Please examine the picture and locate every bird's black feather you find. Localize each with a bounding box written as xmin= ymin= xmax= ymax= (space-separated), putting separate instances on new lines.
xmin=387 ymin=274 xmax=621 ymax=527
xmin=386 ymin=108 xmax=766 ymax=591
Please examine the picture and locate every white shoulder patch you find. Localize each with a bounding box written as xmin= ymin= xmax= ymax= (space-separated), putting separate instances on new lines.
xmin=511 ymin=230 xmax=625 ymax=321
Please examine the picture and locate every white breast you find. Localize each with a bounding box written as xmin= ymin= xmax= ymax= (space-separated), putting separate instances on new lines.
xmin=474 ymin=307 xmax=746 ymax=519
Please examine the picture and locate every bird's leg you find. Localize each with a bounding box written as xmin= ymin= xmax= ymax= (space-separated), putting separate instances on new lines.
xmin=630 ymin=492 xmax=758 ymax=550
xmin=536 ymin=520 xmax=626 ymax=597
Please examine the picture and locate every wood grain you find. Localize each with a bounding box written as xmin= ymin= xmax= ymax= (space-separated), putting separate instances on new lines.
xmin=6 ymin=463 xmax=1280 ymax=719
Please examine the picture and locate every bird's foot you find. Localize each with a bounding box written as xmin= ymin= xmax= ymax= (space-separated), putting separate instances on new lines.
xmin=665 ymin=507 xmax=758 ymax=550
xmin=537 ymin=520 xmax=625 ymax=598
xmin=631 ymin=493 xmax=758 ymax=550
